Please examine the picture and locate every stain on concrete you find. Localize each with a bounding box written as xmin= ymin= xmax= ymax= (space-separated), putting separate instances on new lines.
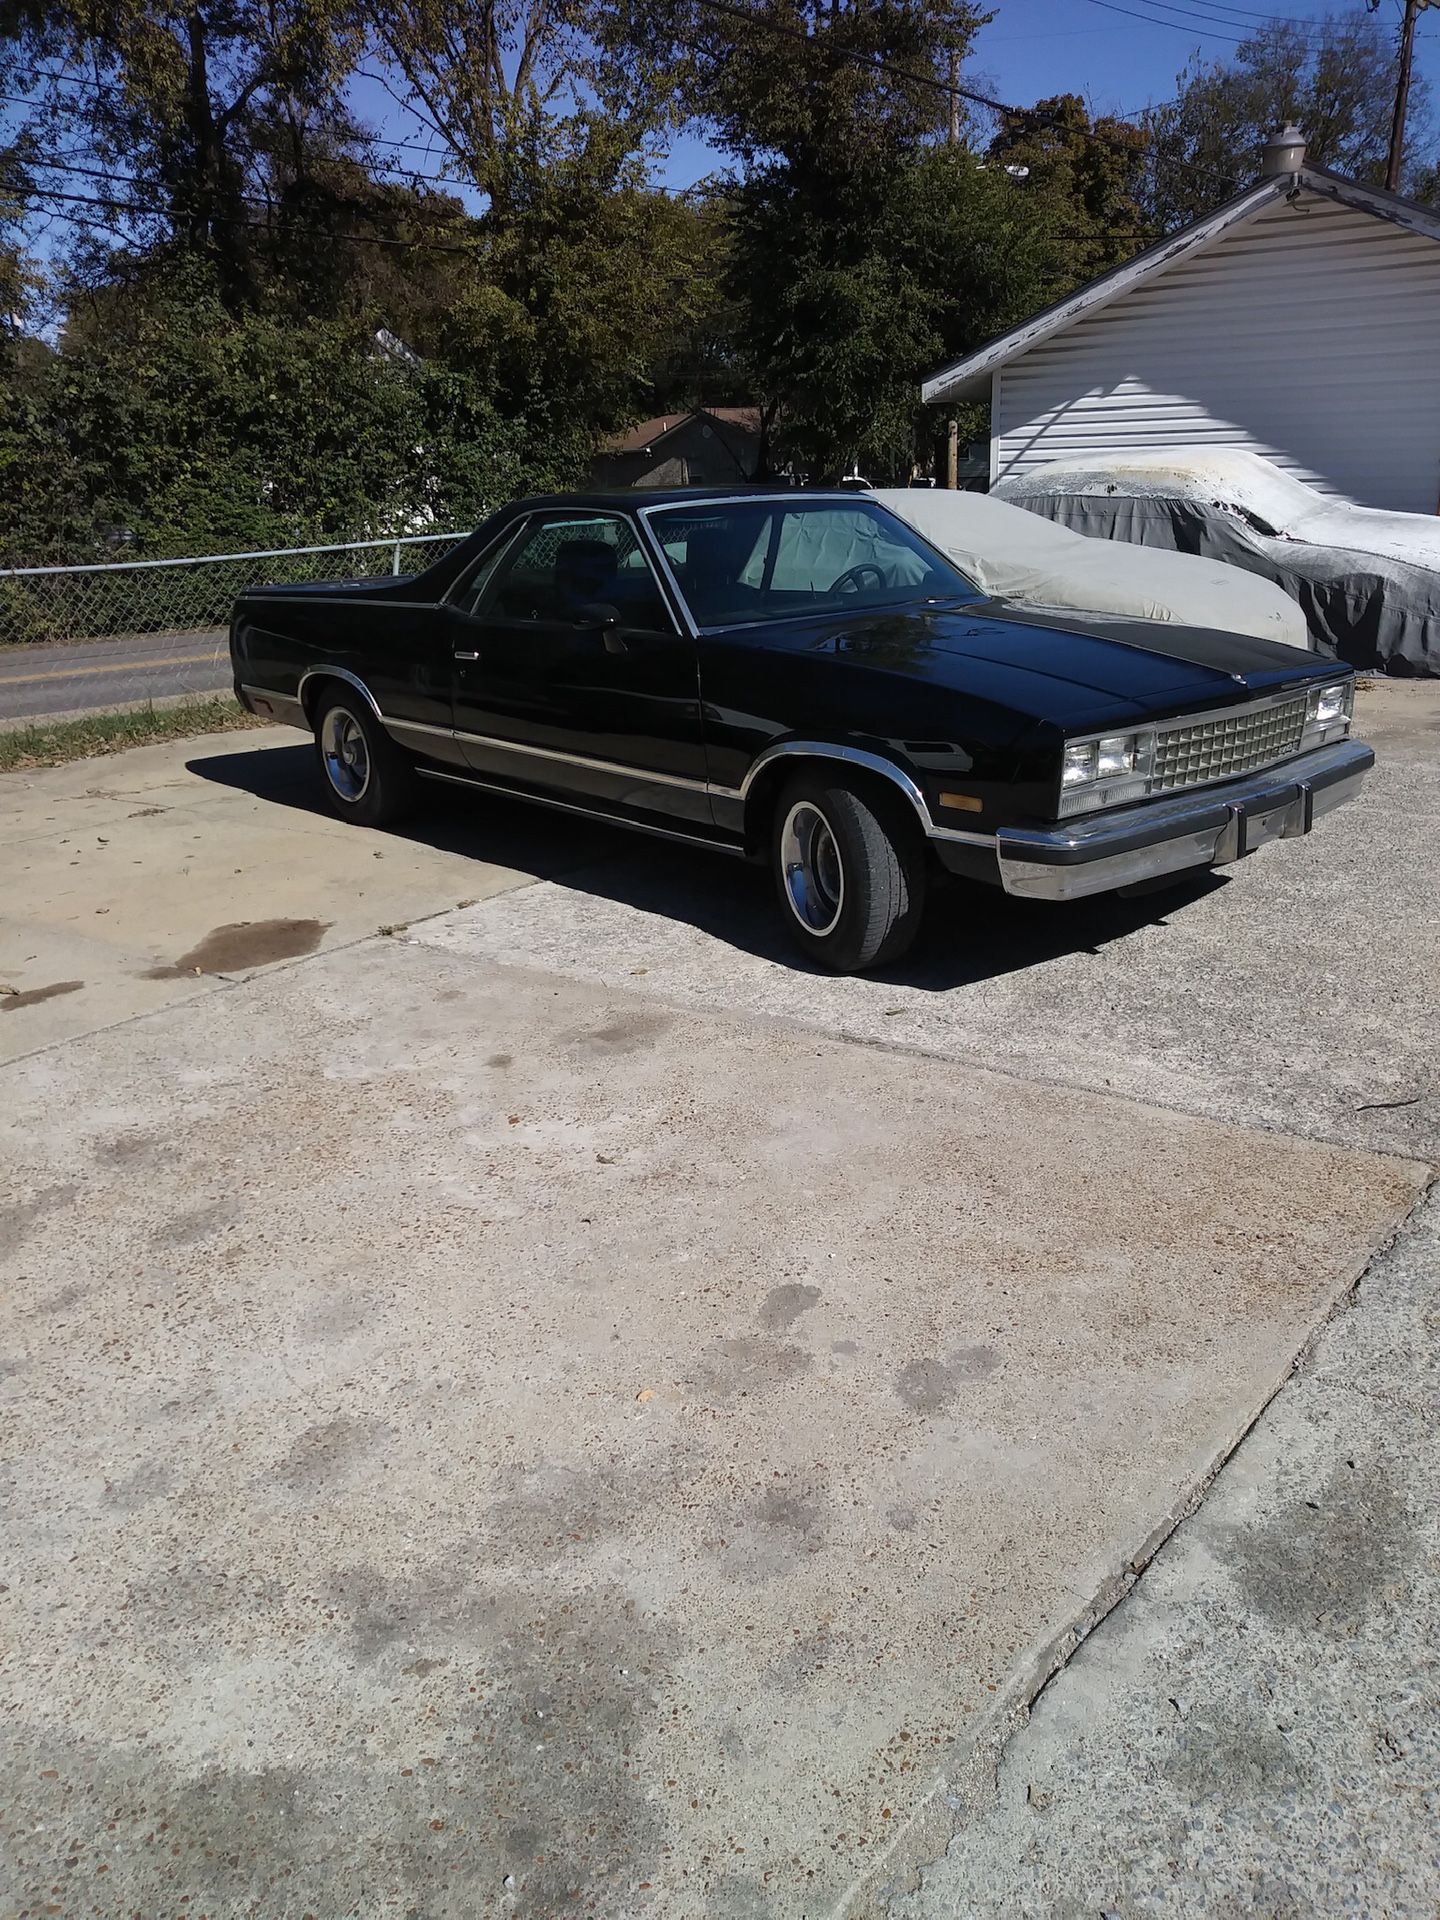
xmin=753 ymin=1484 xmax=827 ymax=1537
xmin=154 ymin=1199 xmax=236 ymax=1249
xmin=761 ymin=1620 xmax=850 ymax=1695
xmin=1163 ymin=1702 xmax=1309 ymax=1798
xmin=91 ymin=1128 xmax=169 ymax=1167
xmin=719 ymin=1479 xmax=833 ymax=1585
xmin=692 ymin=1335 xmax=813 ymax=1401
xmin=145 ymin=917 xmax=329 ymax=979
xmin=704 ymin=1872 xmax=781 ymax=1918
xmin=271 ymin=1414 xmax=392 ymax=1494
xmin=63 ymin=1575 xmax=680 ymax=1914
xmin=831 ymin=1338 xmax=859 ymax=1356
xmin=0 ymin=1181 xmax=79 ymax=1260
xmin=757 ymin=1281 xmax=822 ymax=1329
xmin=1 ymin=979 xmax=83 ymax=1013
xmin=477 ymin=1459 xmax=640 ymax=1569
xmin=102 ymin=1459 xmax=175 ymax=1513
xmin=487 ymin=1052 xmax=514 ymax=1069
xmin=895 ymin=1345 xmax=998 ymax=1412
xmin=1224 ymin=1452 xmax=1412 ymax=1637
xmin=29 ymin=1278 xmax=87 ymax=1316
xmin=570 ymin=1009 xmax=672 ymax=1053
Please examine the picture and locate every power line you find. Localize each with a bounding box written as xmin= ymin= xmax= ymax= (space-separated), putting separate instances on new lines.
xmin=1 ymin=66 xmax=460 ymax=162
xmin=687 ymin=0 xmax=1023 ymax=118
xmin=1079 ymin=0 xmax=1254 ymax=42
xmin=15 ymin=183 xmax=479 ymax=252
xmin=1092 ymin=0 xmax=1341 ymax=34
xmin=1124 ymin=0 xmax=1337 ymax=18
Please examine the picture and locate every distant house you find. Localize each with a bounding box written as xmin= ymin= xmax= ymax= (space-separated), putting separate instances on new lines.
xmin=922 ymin=129 xmax=1440 ymax=514
xmin=591 ymin=407 xmax=768 ymax=489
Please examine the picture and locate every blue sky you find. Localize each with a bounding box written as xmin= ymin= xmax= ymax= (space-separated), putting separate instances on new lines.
xmin=343 ymin=0 xmax=1440 ymax=199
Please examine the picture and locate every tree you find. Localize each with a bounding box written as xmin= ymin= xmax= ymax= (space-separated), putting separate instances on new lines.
xmin=613 ymin=0 xmax=994 ymax=478
xmin=0 ymin=257 xmax=577 ymax=566
xmin=988 ymin=94 xmax=1152 ymax=280
xmin=357 ymin=0 xmax=714 ymax=436
xmin=1144 ymin=13 xmax=1437 ymax=231
xmin=0 ymin=0 xmax=368 ymax=307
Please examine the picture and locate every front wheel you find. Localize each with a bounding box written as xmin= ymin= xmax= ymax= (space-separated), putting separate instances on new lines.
xmin=771 ymin=772 xmax=927 ymax=973
xmin=313 ymin=690 xmax=417 ymax=828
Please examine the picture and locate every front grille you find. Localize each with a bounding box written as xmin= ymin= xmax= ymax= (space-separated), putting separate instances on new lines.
xmin=1150 ymin=696 xmax=1308 ymax=794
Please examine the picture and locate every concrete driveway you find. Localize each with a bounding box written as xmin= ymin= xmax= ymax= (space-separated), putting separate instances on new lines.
xmin=1 ymin=683 xmax=1436 ymax=1918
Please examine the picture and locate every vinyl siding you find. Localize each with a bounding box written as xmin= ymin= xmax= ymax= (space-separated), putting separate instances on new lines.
xmin=992 ymin=191 xmax=1440 ymax=513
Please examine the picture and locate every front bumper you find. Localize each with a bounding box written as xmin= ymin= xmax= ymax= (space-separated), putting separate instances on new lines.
xmin=994 ymin=739 xmax=1374 ymax=902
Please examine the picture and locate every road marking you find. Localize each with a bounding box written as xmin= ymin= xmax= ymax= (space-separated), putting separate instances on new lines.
xmin=0 ymin=652 xmax=221 ymax=687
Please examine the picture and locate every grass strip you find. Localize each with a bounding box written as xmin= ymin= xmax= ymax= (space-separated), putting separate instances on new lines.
xmin=0 ymin=698 xmax=269 ymax=772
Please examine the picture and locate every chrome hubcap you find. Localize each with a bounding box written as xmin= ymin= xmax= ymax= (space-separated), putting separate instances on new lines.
xmin=780 ymin=800 xmax=844 ymax=936
xmin=322 ymin=707 xmax=370 ymax=803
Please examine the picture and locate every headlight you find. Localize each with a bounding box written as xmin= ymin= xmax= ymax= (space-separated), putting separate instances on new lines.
xmin=1057 ymin=729 xmax=1154 ymax=817
xmin=1062 ymin=741 xmax=1098 ymax=788
xmin=1309 ymin=680 xmax=1352 ymax=726
xmin=1095 ymin=734 xmax=1139 ymax=777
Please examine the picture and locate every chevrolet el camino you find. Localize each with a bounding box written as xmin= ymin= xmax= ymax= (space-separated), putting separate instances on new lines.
xmin=230 ymin=490 xmax=1371 ymax=973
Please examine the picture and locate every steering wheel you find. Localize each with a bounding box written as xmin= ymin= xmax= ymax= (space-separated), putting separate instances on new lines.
xmin=831 ymin=563 xmax=886 ymax=595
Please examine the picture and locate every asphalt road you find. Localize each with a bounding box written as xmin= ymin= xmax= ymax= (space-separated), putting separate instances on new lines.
xmin=0 ymin=628 xmax=231 ymax=724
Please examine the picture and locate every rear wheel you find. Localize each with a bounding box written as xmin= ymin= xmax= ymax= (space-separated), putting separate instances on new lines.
xmin=771 ymin=771 xmax=927 ymax=973
xmin=313 ymin=689 xmax=416 ymax=828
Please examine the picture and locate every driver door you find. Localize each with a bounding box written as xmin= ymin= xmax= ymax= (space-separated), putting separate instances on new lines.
xmin=444 ymin=510 xmax=711 ymax=826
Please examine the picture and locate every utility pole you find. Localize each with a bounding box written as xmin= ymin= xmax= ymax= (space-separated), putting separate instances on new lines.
xmin=1385 ymin=0 xmax=1432 ymax=194
xmin=945 ymin=48 xmax=961 ymax=489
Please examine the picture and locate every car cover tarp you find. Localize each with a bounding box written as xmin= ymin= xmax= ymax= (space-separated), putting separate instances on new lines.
xmin=871 ymin=487 xmax=1309 ymax=652
xmin=988 ymin=454 xmax=1439 ymax=675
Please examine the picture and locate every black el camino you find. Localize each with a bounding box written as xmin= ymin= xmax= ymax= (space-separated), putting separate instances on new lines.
xmin=230 ymin=489 xmax=1372 ymax=973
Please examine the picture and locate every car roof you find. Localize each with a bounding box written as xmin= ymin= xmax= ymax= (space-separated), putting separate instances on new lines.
xmin=503 ymin=488 xmax=873 ymax=514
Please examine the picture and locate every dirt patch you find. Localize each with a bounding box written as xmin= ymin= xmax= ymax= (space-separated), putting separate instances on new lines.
xmin=145 ymin=918 xmax=329 ymax=978
xmin=1 ymin=979 xmax=83 ymax=1013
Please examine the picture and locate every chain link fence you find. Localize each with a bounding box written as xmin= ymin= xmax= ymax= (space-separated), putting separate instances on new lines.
xmin=0 ymin=532 xmax=467 ymax=728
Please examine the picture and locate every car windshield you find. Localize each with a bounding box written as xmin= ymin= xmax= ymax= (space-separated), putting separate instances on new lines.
xmin=645 ymin=498 xmax=979 ymax=629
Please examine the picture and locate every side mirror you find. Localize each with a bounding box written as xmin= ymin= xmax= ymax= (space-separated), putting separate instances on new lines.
xmin=575 ymin=602 xmax=626 ymax=653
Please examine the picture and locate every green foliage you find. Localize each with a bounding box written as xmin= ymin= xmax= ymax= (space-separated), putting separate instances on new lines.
xmin=1145 ymin=14 xmax=1436 ymax=229
xmin=0 ymin=261 xmax=579 ymax=565
xmin=989 ymin=95 xmax=1153 ymax=279
xmin=733 ymin=143 xmax=1085 ymax=481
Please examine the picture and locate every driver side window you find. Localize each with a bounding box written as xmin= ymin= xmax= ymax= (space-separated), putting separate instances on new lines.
xmin=477 ymin=512 xmax=674 ymax=632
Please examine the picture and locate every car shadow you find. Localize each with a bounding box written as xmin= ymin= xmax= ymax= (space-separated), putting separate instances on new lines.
xmin=188 ymin=743 xmax=1229 ymax=991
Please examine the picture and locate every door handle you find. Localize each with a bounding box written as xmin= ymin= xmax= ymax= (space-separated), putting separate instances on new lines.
xmin=453 ymin=650 xmax=480 ymax=661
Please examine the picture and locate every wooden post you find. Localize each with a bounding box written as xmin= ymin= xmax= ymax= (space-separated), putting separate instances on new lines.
xmin=945 ymin=416 xmax=959 ymax=490
xmin=1386 ymin=0 xmax=1426 ymax=193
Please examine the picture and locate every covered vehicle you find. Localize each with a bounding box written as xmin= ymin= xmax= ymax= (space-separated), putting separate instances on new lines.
xmin=992 ymin=449 xmax=1440 ymax=675
xmin=231 ymin=489 xmax=1370 ymax=975
xmin=871 ymin=486 xmax=1309 ymax=650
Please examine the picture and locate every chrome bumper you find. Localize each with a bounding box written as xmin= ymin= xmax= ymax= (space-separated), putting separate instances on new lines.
xmin=995 ymin=739 xmax=1374 ymax=903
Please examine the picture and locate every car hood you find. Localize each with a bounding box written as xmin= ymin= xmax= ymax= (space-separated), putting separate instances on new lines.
xmin=829 ymin=599 xmax=1332 ymax=729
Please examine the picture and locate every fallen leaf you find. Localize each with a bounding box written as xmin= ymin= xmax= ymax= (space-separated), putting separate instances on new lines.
xmin=0 ymin=985 xmax=17 ymax=997
xmin=635 ymin=1389 xmax=654 ymax=1403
